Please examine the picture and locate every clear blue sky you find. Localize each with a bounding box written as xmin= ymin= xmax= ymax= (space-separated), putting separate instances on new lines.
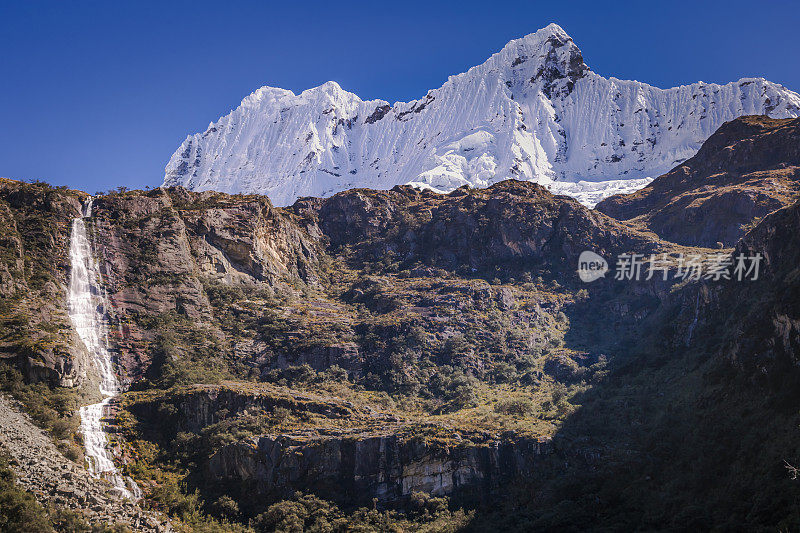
xmin=2 ymin=0 xmax=799 ymax=193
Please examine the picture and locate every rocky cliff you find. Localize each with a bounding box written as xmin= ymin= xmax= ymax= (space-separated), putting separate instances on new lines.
xmin=304 ymin=180 xmax=660 ymax=274
xmin=84 ymin=188 xmax=324 ymax=382
xmin=124 ymin=382 xmax=553 ymax=508
xmin=208 ymin=431 xmax=550 ymax=506
xmin=0 ymin=179 xmax=88 ymax=386
xmin=52 ymin=180 xmax=672 ymax=392
xmin=686 ymin=199 xmax=800 ymax=382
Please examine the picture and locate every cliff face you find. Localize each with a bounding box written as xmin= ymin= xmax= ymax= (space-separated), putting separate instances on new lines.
xmin=0 ymin=179 xmax=88 ymax=386
xmin=694 ymin=200 xmax=800 ymax=381
xmin=86 ymin=188 xmax=323 ymax=381
xmin=124 ymin=382 xmax=552 ymax=506
xmin=208 ymin=432 xmax=550 ymax=505
xmin=597 ymin=116 xmax=800 ymax=247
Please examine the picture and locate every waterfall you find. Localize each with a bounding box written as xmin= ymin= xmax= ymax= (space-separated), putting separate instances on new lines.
xmin=69 ymin=199 xmax=141 ymax=500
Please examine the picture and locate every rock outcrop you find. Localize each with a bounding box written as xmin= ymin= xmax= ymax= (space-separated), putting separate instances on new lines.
xmin=86 ymin=188 xmax=323 ymax=381
xmin=208 ymin=431 xmax=550 ymax=505
xmin=0 ymin=179 xmax=89 ymax=386
xmin=695 ymin=200 xmax=800 ymax=381
xmin=302 ymin=180 xmax=663 ymax=275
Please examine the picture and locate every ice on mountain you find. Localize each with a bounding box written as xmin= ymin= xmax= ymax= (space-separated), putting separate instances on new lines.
xmin=163 ymin=23 xmax=800 ymax=208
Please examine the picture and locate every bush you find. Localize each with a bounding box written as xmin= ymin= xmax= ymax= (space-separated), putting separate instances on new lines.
xmin=448 ymin=374 xmax=478 ymax=410
xmin=0 ymin=364 xmax=81 ymax=442
xmin=211 ymin=495 xmax=239 ymax=520
xmin=490 ymin=362 xmax=518 ymax=383
xmin=410 ymin=491 xmax=449 ymax=516
xmin=494 ymin=397 xmax=535 ymax=416
xmin=262 ymin=364 xmax=317 ymax=386
xmin=322 ymin=365 xmax=349 ymax=382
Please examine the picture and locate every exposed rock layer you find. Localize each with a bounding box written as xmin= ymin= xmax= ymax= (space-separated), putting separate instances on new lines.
xmin=0 ymin=179 xmax=88 ymax=386
xmin=208 ymin=432 xmax=550 ymax=505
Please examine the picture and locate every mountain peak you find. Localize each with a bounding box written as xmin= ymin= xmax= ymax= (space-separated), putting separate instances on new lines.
xmin=164 ymin=25 xmax=800 ymax=206
xmin=518 ymin=22 xmax=571 ymax=44
xmin=500 ymin=23 xmax=580 ymax=59
xmin=513 ymin=24 xmax=588 ymax=96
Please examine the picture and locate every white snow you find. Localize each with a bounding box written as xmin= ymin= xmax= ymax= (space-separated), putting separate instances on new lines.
xmin=545 ymin=178 xmax=654 ymax=209
xmin=163 ymin=23 xmax=800 ymax=207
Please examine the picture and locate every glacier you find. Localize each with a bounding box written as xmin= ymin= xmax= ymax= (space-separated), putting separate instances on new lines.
xmin=163 ymin=23 xmax=800 ymax=207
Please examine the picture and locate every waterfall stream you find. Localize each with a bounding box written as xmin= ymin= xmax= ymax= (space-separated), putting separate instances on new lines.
xmin=69 ymin=199 xmax=141 ymax=500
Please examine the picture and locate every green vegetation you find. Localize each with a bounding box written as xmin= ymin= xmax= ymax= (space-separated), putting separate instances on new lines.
xmin=250 ymin=492 xmax=471 ymax=532
xmin=0 ymin=450 xmax=52 ymax=532
xmin=0 ymin=446 xmax=125 ymax=533
xmin=0 ymin=364 xmax=85 ymax=461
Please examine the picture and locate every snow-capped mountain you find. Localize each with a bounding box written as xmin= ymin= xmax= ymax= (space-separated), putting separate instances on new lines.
xmin=163 ymin=23 xmax=800 ymax=207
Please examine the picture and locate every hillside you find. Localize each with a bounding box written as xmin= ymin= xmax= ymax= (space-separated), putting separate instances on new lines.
xmin=2 ymin=125 xmax=800 ymax=528
xmin=597 ymin=115 xmax=800 ymax=246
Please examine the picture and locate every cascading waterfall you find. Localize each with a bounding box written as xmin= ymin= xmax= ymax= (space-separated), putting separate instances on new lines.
xmin=69 ymin=199 xmax=141 ymax=500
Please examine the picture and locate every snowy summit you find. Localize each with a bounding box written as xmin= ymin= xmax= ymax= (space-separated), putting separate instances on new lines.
xmin=163 ymin=23 xmax=800 ymax=207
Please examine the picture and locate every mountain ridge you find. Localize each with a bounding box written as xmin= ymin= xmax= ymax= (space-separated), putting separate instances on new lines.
xmin=596 ymin=115 xmax=800 ymax=246
xmin=163 ymin=24 xmax=800 ymax=207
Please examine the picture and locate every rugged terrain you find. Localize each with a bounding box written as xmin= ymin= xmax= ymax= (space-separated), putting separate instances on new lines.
xmin=163 ymin=24 xmax=800 ymax=207
xmin=0 ymin=178 xmax=87 ymax=386
xmin=0 ymin=394 xmax=170 ymax=531
xmin=597 ymin=115 xmax=800 ymax=246
xmin=2 ymin=116 xmax=800 ymax=530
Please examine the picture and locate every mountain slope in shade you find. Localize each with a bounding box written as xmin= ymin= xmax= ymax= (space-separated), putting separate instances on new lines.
xmin=163 ymin=24 xmax=800 ymax=207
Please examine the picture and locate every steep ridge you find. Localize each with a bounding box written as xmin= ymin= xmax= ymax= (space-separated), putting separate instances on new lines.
xmin=163 ymin=24 xmax=800 ymax=207
xmin=300 ymin=180 xmax=662 ymax=273
xmin=597 ymin=115 xmax=800 ymax=246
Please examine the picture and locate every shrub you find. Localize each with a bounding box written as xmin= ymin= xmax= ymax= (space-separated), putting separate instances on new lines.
xmin=448 ymin=374 xmax=478 ymax=410
xmin=490 ymin=362 xmax=518 ymax=383
xmin=494 ymin=397 xmax=535 ymax=416
xmin=211 ymin=495 xmax=240 ymax=520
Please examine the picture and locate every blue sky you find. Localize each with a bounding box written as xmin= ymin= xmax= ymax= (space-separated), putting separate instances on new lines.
xmin=2 ymin=0 xmax=799 ymax=193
